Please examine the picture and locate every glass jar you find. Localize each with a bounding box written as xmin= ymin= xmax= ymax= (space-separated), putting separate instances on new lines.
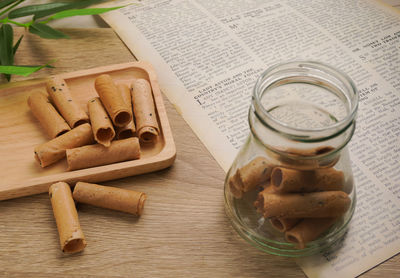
xmin=224 ymin=61 xmax=358 ymax=257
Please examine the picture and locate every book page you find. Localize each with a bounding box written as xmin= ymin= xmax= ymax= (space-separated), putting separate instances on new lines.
xmin=100 ymin=0 xmax=400 ymax=277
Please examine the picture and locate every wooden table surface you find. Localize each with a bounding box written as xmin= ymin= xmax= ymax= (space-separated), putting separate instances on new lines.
xmin=0 ymin=28 xmax=399 ymax=278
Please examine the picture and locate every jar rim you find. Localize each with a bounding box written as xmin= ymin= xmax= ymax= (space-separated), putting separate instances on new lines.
xmin=252 ymin=61 xmax=359 ymax=141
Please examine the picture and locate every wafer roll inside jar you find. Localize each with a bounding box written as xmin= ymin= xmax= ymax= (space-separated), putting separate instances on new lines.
xmin=224 ymin=61 xmax=358 ymax=256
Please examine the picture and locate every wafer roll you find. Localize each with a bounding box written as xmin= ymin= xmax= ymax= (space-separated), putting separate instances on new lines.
xmin=34 ymin=123 xmax=94 ymax=167
xmin=73 ymin=182 xmax=146 ymax=216
xmin=276 ymin=146 xmax=339 ymax=169
xmin=229 ymin=172 xmax=244 ymax=199
xmin=66 ymin=137 xmax=140 ymax=171
xmin=228 ymin=157 xmax=273 ymax=198
xmin=115 ymin=84 xmax=136 ymax=139
xmin=271 ymin=167 xmax=344 ymax=193
xmin=28 ymin=90 xmax=71 ymax=138
xmin=254 ymin=190 xmax=350 ymax=218
xmin=253 ymin=184 xmax=274 ymax=211
xmin=46 ymin=76 xmax=89 ymax=128
xmin=285 ymin=146 xmax=334 ymax=156
xmin=131 ymin=78 xmax=159 ymax=143
xmin=270 ymin=218 xmax=301 ymax=233
xmin=94 ymin=74 xmax=132 ymax=127
xmin=88 ymin=97 xmax=115 ymax=147
xmin=285 ymin=218 xmax=337 ymax=249
xmin=49 ymin=182 xmax=86 ymax=253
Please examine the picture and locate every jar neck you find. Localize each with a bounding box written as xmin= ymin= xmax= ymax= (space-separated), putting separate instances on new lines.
xmin=249 ymin=61 xmax=358 ymax=158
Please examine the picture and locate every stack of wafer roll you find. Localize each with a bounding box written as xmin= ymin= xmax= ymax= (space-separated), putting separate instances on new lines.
xmin=253 ymin=164 xmax=350 ymax=249
xmin=48 ymin=181 xmax=146 ymax=254
xmin=29 ymin=74 xmax=161 ymax=170
xmin=64 ymin=74 xmax=142 ymax=170
xmin=228 ymin=147 xmax=351 ymax=249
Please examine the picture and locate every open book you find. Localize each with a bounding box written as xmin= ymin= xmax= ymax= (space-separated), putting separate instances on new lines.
xmin=99 ymin=0 xmax=400 ymax=277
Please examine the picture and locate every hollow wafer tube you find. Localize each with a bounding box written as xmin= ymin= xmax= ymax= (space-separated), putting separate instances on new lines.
xmin=115 ymin=84 xmax=136 ymax=139
xmin=276 ymin=146 xmax=339 ymax=169
xmin=253 ymin=184 xmax=274 ymax=209
xmin=73 ymin=182 xmax=146 ymax=216
xmin=66 ymin=137 xmax=140 ymax=171
xmin=253 ymin=186 xmax=302 ymax=232
xmin=28 ymin=90 xmax=71 ymax=138
xmin=34 ymin=123 xmax=94 ymax=167
xmin=254 ymin=190 xmax=350 ymax=219
xmin=94 ymin=74 xmax=132 ymax=127
xmin=131 ymin=78 xmax=159 ymax=143
xmin=285 ymin=218 xmax=337 ymax=249
xmin=229 ymin=172 xmax=244 ymax=199
xmin=271 ymin=167 xmax=344 ymax=193
xmin=269 ymin=218 xmax=301 ymax=233
xmin=49 ymin=182 xmax=86 ymax=253
xmin=228 ymin=157 xmax=273 ymax=198
xmin=46 ymin=76 xmax=89 ymax=128
xmin=284 ymin=146 xmax=335 ymax=156
xmin=88 ymin=97 xmax=115 ymax=147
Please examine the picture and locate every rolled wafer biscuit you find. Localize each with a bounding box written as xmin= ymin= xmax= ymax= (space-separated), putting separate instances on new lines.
xmin=66 ymin=137 xmax=140 ymax=171
xmin=276 ymin=146 xmax=339 ymax=169
xmin=285 ymin=146 xmax=335 ymax=156
xmin=254 ymin=190 xmax=350 ymax=218
xmin=34 ymin=123 xmax=94 ymax=167
xmin=94 ymin=74 xmax=132 ymax=127
xmin=115 ymin=84 xmax=136 ymax=139
xmin=229 ymin=172 xmax=244 ymax=199
xmin=253 ymin=183 xmax=274 ymax=209
xmin=270 ymin=218 xmax=301 ymax=233
xmin=228 ymin=157 xmax=273 ymax=198
xmin=28 ymin=90 xmax=71 ymax=138
xmin=285 ymin=218 xmax=337 ymax=249
xmin=73 ymin=182 xmax=146 ymax=216
xmin=46 ymin=76 xmax=89 ymax=128
xmin=131 ymin=78 xmax=159 ymax=143
xmin=228 ymin=171 xmax=244 ymax=199
xmin=88 ymin=97 xmax=115 ymax=147
xmin=49 ymin=182 xmax=86 ymax=253
xmin=271 ymin=167 xmax=344 ymax=193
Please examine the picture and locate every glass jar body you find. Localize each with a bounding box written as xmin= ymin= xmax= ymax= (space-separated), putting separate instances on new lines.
xmin=224 ymin=61 xmax=358 ymax=257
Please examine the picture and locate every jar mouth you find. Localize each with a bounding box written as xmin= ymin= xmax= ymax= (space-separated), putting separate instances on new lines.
xmin=252 ymin=61 xmax=359 ymax=141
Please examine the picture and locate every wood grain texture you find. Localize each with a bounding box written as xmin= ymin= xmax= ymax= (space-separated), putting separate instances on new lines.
xmin=0 ymin=28 xmax=399 ymax=278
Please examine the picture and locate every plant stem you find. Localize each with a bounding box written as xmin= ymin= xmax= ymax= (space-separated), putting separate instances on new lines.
xmin=0 ymin=18 xmax=29 ymax=27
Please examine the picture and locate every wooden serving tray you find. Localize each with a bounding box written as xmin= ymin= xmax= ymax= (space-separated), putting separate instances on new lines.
xmin=0 ymin=62 xmax=176 ymax=201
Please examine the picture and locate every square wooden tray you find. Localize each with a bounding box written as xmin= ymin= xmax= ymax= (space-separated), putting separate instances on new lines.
xmin=0 ymin=62 xmax=176 ymax=201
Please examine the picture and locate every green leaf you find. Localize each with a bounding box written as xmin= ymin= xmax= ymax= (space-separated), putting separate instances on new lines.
xmin=13 ymin=34 xmax=23 ymax=55
xmin=48 ymin=6 xmax=123 ymax=21
xmin=28 ymin=23 xmax=68 ymax=39
xmin=0 ymin=64 xmax=52 ymax=76
xmin=7 ymin=0 xmax=107 ymax=19
xmin=0 ymin=23 xmax=14 ymax=66
xmin=8 ymin=2 xmax=69 ymax=19
xmin=33 ymin=0 xmax=107 ymax=19
xmin=0 ymin=0 xmax=19 ymax=10
xmin=0 ymin=0 xmax=25 ymax=18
